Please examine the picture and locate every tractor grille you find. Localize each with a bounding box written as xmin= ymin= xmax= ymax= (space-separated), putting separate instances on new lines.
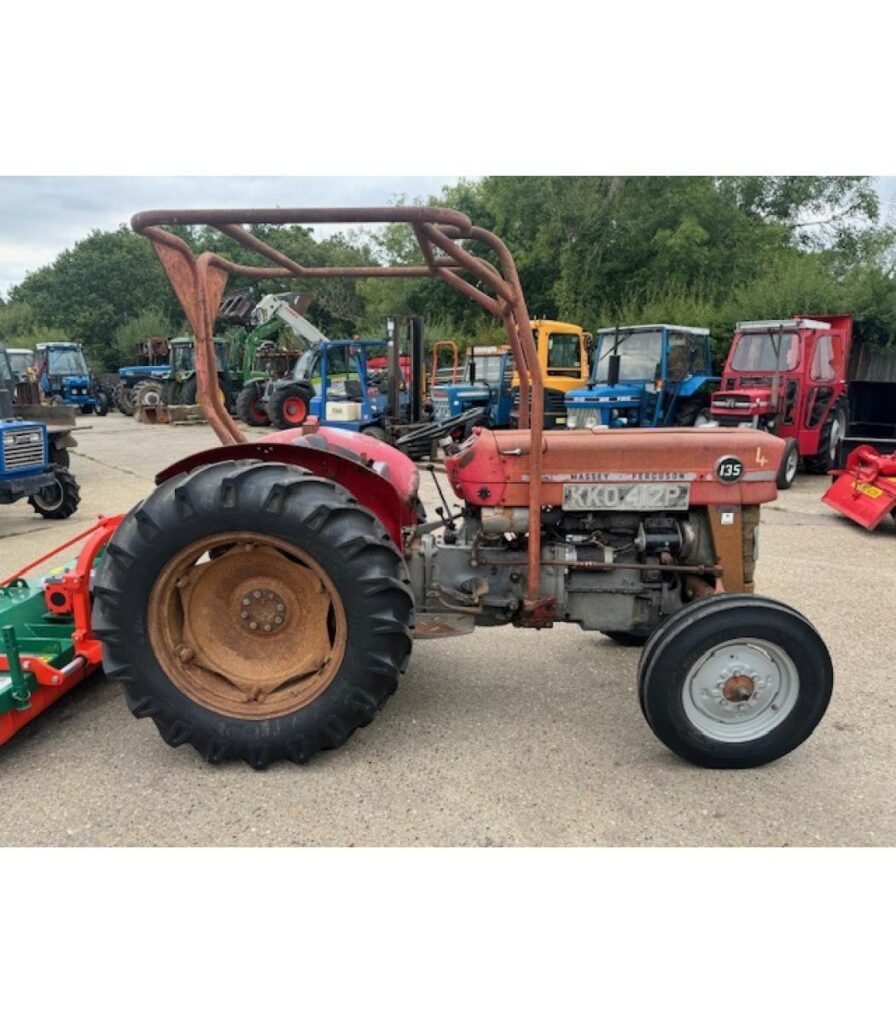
xmin=431 ymin=389 xmax=451 ymax=422
xmin=1 ymin=427 xmax=45 ymax=471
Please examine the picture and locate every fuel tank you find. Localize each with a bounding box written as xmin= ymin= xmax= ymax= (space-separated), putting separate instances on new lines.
xmin=444 ymin=427 xmax=784 ymax=508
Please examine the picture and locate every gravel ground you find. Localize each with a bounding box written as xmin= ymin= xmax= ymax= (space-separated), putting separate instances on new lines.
xmin=1 ymin=414 xmax=894 ymax=846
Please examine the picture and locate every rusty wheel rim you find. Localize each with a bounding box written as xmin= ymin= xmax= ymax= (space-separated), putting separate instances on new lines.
xmin=148 ymin=531 xmax=347 ymax=719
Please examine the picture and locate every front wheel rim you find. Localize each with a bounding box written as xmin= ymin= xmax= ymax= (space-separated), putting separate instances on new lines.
xmin=681 ymin=638 xmax=800 ymax=743
xmin=33 ymin=482 xmax=64 ymax=511
xmin=282 ymin=397 xmax=306 ymax=424
xmin=785 ymin=447 xmax=799 ymax=481
xmin=829 ymin=415 xmax=844 ymax=460
xmin=148 ymin=532 xmax=347 ymax=719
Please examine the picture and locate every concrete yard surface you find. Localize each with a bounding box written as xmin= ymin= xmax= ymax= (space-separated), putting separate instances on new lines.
xmin=1 ymin=415 xmax=894 ymax=846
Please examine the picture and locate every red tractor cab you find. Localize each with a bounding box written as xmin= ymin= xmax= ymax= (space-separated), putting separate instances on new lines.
xmin=710 ymin=315 xmax=852 ymax=487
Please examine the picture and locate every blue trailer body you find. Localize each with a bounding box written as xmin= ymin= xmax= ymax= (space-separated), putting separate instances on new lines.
xmin=565 ymin=324 xmax=718 ymax=430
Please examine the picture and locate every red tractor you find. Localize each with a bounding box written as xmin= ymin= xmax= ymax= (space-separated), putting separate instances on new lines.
xmin=2 ymin=208 xmax=834 ymax=769
xmin=709 ymin=315 xmax=852 ymax=488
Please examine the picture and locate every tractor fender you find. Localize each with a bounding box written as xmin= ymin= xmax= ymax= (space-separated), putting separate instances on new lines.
xmin=155 ymin=431 xmax=420 ymax=550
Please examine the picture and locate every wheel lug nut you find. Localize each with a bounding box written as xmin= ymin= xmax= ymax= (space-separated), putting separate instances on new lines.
xmin=249 ymin=622 xmax=258 ymax=630
xmin=276 ymin=604 xmax=284 ymax=613
xmin=263 ymin=624 xmax=272 ymax=632
xmin=242 ymin=597 xmax=251 ymax=606
xmin=253 ymin=590 xmax=261 ymax=598
xmin=241 ymin=610 xmax=249 ymax=619
xmin=274 ymin=616 xmax=283 ymax=625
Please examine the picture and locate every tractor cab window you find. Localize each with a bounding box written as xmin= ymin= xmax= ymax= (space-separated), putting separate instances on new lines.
xmin=731 ymin=331 xmax=800 ymax=372
xmin=0 ymin=349 xmax=14 ymax=386
xmin=593 ymin=329 xmax=663 ymax=383
xmin=293 ymin=348 xmax=318 ymax=381
xmin=172 ymin=344 xmax=194 ymax=372
xmin=666 ymin=332 xmax=707 ymax=381
xmin=47 ymin=349 xmax=89 ymax=375
xmin=467 ymin=354 xmax=505 ymax=386
xmin=810 ymin=334 xmax=838 ymax=381
xmin=8 ymin=351 xmax=33 ymax=377
xmin=545 ymin=332 xmax=582 ymax=377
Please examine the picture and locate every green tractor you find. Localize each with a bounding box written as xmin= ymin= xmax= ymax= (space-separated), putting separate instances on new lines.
xmin=218 ymin=291 xmax=319 ymax=427
xmin=131 ymin=336 xmax=236 ymax=415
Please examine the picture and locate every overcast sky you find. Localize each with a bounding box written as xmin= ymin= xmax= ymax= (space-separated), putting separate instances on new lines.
xmin=1 ymin=175 xmax=894 ymax=299
xmin=0 ymin=176 xmax=461 ymax=297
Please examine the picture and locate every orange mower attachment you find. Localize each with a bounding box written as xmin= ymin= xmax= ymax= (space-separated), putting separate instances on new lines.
xmin=822 ymin=445 xmax=896 ymax=530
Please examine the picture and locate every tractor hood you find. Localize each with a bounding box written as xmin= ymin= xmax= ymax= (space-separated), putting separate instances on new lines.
xmin=446 ymin=426 xmax=784 ymax=508
xmin=567 ymin=384 xmax=643 ymax=407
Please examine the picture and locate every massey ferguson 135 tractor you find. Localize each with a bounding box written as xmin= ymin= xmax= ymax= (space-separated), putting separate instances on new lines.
xmin=0 ymin=208 xmax=834 ymax=769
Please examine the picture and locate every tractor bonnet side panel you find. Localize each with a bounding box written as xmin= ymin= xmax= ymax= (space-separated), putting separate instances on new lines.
xmin=445 ymin=427 xmax=784 ymax=507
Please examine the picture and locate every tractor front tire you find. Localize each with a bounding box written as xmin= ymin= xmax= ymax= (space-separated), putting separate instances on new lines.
xmin=236 ymin=382 xmax=270 ymax=427
xmin=49 ymin=440 xmax=71 ymax=469
xmin=95 ymin=392 xmax=109 ymax=416
xmin=675 ymin=399 xmax=712 ymax=427
xmin=28 ymin=466 xmax=81 ymax=519
xmin=269 ymin=385 xmax=314 ymax=430
xmin=804 ymin=401 xmax=847 ymax=475
xmin=180 ymin=375 xmax=232 ymax=411
xmin=92 ymin=461 xmax=414 ymax=768
xmin=776 ymin=438 xmax=799 ymax=490
xmin=637 ymin=594 xmax=832 ymax=768
xmin=114 ymin=384 xmax=136 ymax=416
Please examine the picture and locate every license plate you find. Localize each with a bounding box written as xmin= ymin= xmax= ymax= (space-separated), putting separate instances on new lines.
xmin=562 ymin=482 xmax=691 ymax=512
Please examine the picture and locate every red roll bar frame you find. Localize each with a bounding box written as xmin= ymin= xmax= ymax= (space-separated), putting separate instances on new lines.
xmin=131 ymin=207 xmax=546 ymax=609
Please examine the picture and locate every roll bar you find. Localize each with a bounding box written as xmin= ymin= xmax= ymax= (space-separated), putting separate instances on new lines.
xmin=132 ymin=207 xmax=546 ymax=607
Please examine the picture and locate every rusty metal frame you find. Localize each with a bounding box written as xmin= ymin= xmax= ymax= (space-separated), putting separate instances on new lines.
xmin=132 ymin=206 xmax=546 ymax=609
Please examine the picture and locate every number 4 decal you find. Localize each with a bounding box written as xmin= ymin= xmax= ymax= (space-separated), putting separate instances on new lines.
xmin=755 ymin=446 xmax=769 ymax=467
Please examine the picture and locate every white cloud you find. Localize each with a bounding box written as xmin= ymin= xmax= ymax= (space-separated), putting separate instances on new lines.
xmin=0 ymin=176 xmax=461 ymax=297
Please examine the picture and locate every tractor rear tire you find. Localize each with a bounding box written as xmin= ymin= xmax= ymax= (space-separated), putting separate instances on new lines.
xmin=776 ymin=439 xmax=799 ymax=490
xmin=28 ymin=466 xmax=81 ymax=520
xmin=269 ymin=385 xmax=314 ymax=430
xmin=92 ymin=460 xmax=414 ymax=768
xmin=133 ymin=380 xmax=165 ymax=411
xmin=236 ymin=382 xmax=270 ymax=427
xmin=804 ymin=401 xmax=847 ymax=475
xmin=637 ymin=594 xmax=832 ymax=768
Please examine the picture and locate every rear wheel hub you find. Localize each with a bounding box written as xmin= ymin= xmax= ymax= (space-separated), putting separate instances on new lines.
xmin=148 ymin=533 xmax=346 ymax=717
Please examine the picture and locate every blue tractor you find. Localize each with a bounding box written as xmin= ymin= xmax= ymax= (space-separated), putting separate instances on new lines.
xmin=113 ymin=338 xmax=171 ymax=416
xmin=565 ymin=324 xmax=717 ymax=430
xmin=0 ymin=344 xmax=81 ymax=519
xmin=429 ymin=346 xmax=515 ymax=432
xmin=35 ymin=342 xmax=108 ymax=416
